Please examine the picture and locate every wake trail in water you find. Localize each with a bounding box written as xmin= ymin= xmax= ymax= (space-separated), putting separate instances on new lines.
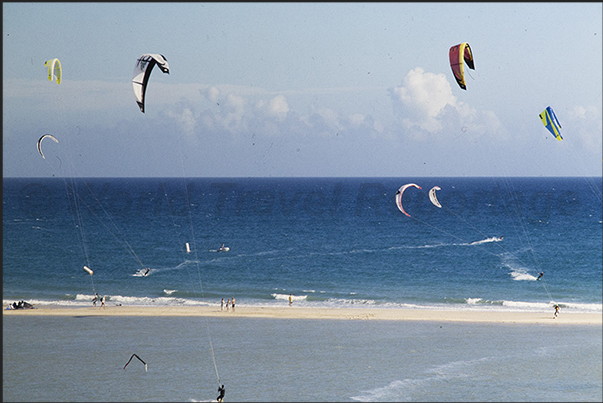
xmin=130 ymin=260 xmax=202 ymax=277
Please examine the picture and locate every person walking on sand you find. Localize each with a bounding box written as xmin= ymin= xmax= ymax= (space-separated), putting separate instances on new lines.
xmin=221 ymin=298 xmax=224 ymax=311
xmin=92 ymin=293 xmax=99 ymax=307
xmin=100 ymin=295 xmax=106 ymax=309
xmin=217 ymin=384 xmax=225 ymax=402
xmin=289 ymin=294 xmax=293 ymax=306
xmin=553 ymin=304 xmax=559 ymax=318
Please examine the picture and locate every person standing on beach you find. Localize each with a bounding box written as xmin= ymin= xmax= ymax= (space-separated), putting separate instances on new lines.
xmin=100 ymin=295 xmax=106 ymax=309
xmin=221 ymin=298 xmax=224 ymax=311
xmin=92 ymin=293 xmax=99 ymax=307
xmin=226 ymin=299 xmax=230 ymax=311
xmin=553 ymin=304 xmax=559 ymax=318
xmin=289 ymin=294 xmax=293 ymax=306
xmin=231 ymin=297 xmax=235 ymax=312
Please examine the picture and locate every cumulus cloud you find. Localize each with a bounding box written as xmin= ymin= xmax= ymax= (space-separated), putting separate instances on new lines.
xmin=165 ymin=85 xmax=380 ymax=141
xmin=566 ymin=104 xmax=603 ymax=152
xmin=390 ymin=67 xmax=457 ymax=133
xmin=388 ymin=67 xmax=504 ymax=141
xmin=255 ymin=94 xmax=290 ymax=122
xmin=207 ymin=86 xmax=220 ymax=104
xmin=568 ymin=105 xmax=600 ymax=121
xmin=167 ymin=107 xmax=196 ymax=137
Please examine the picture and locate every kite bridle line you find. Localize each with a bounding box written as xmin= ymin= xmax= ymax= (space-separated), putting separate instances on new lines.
xmin=171 ymin=139 xmax=222 ymax=392
xmin=407 ymin=200 xmax=556 ymax=306
xmin=477 ymin=128 xmax=557 ymax=307
xmin=41 ymin=65 xmax=98 ymax=298
xmin=66 ymin=177 xmax=149 ymax=271
xmin=399 ymin=178 xmax=557 ymax=304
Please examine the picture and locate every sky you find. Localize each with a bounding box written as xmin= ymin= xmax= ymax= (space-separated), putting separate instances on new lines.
xmin=3 ymin=2 xmax=602 ymax=178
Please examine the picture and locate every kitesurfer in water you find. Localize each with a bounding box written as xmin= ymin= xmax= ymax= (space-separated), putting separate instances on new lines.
xmin=217 ymin=384 xmax=225 ymax=402
xmin=537 ymin=272 xmax=544 ymax=281
xmin=144 ymin=268 xmax=150 ymax=276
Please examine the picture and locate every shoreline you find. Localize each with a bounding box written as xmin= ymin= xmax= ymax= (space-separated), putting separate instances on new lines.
xmin=4 ymin=305 xmax=601 ymax=324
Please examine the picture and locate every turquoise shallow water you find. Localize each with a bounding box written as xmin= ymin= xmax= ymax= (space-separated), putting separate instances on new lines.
xmin=3 ymin=315 xmax=601 ymax=402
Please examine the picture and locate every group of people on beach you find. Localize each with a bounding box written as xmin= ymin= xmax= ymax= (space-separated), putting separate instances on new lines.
xmin=220 ymin=297 xmax=235 ymax=312
xmin=6 ymin=300 xmax=34 ymax=310
xmin=92 ymin=293 xmax=106 ymax=308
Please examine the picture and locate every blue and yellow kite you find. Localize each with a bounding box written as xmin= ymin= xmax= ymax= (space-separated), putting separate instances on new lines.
xmin=539 ymin=106 xmax=563 ymax=141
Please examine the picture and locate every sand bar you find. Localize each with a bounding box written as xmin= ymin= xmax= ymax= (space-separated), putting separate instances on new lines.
xmin=3 ymin=305 xmax=601 ymax=324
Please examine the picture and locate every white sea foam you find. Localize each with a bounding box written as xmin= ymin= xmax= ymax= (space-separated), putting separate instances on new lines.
xmin=509 ymin=269 xmax=537 ymax=281
xmin=132 ymin=268 xmax=153 ymax=277
xmin=469 ymin=236 xmax=503 ymax=245
xmin=502 ymin=260 xmax=538 ymax=281
xmin=351 ymin=357 xmax=490 ymax=402
xmin=272 ymin=293 xmax=307 ymax=301
xmin=4 ymin=296 xmax=601 ymax=313
xmin=6 ymin=289 xmax=602 ymax=314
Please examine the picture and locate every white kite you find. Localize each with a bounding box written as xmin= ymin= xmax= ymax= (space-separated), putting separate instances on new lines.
xmin=429 ymin=186 xmax=442 ymax=208
xmin=395 ymin=183 xmax=422 ymax=217
xmin=132 ymin=54 xmax=170 ymax=113
xmin=37 ymin=134 xmax=59 ymax=159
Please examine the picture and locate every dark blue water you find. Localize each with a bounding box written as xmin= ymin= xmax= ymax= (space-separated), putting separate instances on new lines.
xmin=3 ymin=177 xmax=602 ymax=313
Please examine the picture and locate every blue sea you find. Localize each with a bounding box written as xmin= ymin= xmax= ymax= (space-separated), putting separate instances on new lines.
xmin=3 ymin=177 xmax=602 ymax=313
xmin=3 ymin=177 xmax=602 ymax=402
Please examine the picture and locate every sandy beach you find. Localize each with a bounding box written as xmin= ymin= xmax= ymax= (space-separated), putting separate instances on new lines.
xmin=4 ymin=305 xmax=601 ymax=324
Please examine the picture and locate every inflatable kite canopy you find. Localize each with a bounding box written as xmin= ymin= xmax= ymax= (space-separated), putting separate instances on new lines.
xmin=132 ymin=54 xmax=170 ymax=113
xmin=449 ymin=43 xmax=474 ymax=90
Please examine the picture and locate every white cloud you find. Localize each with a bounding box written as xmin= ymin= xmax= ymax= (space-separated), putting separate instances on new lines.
xmin=349 ymin=113 xmax=365 ymax=126
xmin=167 ymin=107 xmax=196 ymax=138
xmin=207 ymin=86 xmax=221 ymax=104
xmin=167 ymin=85 xmax=384 ymax=142
xmin=268 ymin=95 xmax=289 ymax=118
xmin=567 ymin=105 xmax=603 ymax=152
xmin=388 ymin=67 xmax=505 ymax=141
xmin=255 ymin=94 xmax=290 ymax=121
xmin=568 ymin=105 xmax=600 ymax=121
xmin=390 ymin=67 xmax=456 ymax=134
